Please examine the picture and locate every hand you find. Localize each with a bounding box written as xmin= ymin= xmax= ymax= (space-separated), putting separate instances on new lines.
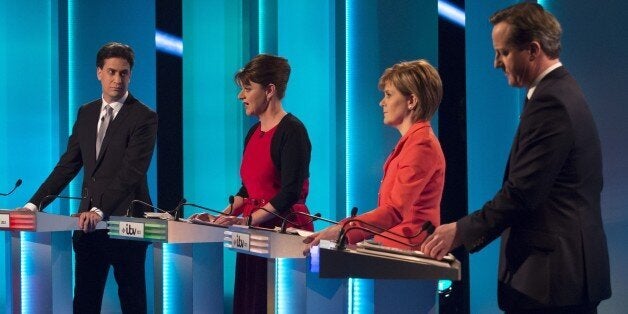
xmin=213 ymin=215 xmax=245 ymax=226
xmin=420 ymin=222 xmax=458 ymax=260
xmin=78 ymin=211 xmax=102 ymax=233
xmin=189 ymin=213 xmax=213 ymax=222
xmin=302 ymin=224 xmax=343 ymax=256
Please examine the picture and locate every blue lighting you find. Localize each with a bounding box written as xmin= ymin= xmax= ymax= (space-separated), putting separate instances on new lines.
xmin=155 ymin=30 xmax=183 ymax=57
xmin=259 ymin=0 xmax=266 ymax=52
xmin=20 ymin=233 xmax=35 ymax=313
xmin=162 ymin=244 xmax=175 ymax=313
xmin=438 ymin=0 xmax=465 ymax=27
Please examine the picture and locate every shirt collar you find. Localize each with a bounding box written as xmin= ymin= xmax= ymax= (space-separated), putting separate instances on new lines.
xmin=101 ymin=91 xmax=128 ymax=113
xmin=527 ymin=62 xmax=562 ymax=100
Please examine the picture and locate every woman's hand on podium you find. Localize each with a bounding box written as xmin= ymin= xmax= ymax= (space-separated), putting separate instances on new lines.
xmin=302 ymin=224 xmax=343 ymax=256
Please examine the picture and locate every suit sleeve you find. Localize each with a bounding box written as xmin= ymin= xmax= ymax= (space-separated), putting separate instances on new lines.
xmin=29 ymin=107 xmax=85 ymax=210
xmin=97 ymin=110 xmax=158 ymax=217
xmin=346 ymin=135 xmax=443 ymax=243
xmin=458 ymin=96 xmax=573 ymax=252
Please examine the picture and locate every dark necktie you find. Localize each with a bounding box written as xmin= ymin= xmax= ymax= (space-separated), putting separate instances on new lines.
xmin=96 ymin=105 xmax=113 ymax=158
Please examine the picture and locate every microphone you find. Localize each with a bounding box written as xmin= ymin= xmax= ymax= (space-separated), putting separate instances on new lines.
xmin=172 ymin=198 xmax=187 ymax=221
xmin=228 ymin=195 xmax=235 ymax=215
xmin=350 ymin=206 xmax=358 ymax=217
xmin=279 ymin=211 xmax=338 ymax=233
xmin=1 ymin=179 xmax=22 ymax=197
xmin=335 ymin=218 xmax=435 ymax=250
xmin=38 ymin=194 xmax=85 ymax=212
xmin=179 ymin=202 xmax=228 ymax=219
xmin=250 ymin=206 xmax=297 ymax=233
xmin=125 ymin=199 xmax=168 ymax=217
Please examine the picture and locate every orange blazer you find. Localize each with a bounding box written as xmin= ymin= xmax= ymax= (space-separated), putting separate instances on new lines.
xmin=345 ymin=121 xmax=445 ymax=249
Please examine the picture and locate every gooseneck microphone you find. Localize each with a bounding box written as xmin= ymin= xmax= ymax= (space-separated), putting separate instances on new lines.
xmin=335 ymin=218 xmax=435 ymax=250
xmin=38 ymin=194 xmax=86 ymax=212
xmin=171 ymin=198 xmax=187 ymax=221
xmin=126 ymin=199 xmax=168 ymax=217
xmin=228 ymin=195 xmax=235 ymax=215
xmin=251 ymin=207 xmax=297 ymax=233
xmin=179 ymin=202 xmax=228 ymax=218
xmin=1 ymin=179 xmax=22 ymax=197
xmin=279 ymin=211 xmax=338 ymax=233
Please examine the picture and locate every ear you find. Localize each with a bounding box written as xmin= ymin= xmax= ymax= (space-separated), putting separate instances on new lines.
xmin=529 ymin=41 xmax=541 ymax=61
xmin=96 ymin=67 xmax=102 ymax=81
xmin=266 ymin=83 xmax=276 ymax=99
xmin=407 ymin=93 xmax=419 ymax=110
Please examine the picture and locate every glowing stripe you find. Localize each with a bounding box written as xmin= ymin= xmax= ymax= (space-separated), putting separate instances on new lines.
xmin=155 ymin=30 xmax=183 ymax=57
xmin=259 ymin=0 xmax=266 ymax=52
xmin=162 ymin=244 xmax=174 ymax=313
xmin=438 ymin=0 xmax=465 ymax=27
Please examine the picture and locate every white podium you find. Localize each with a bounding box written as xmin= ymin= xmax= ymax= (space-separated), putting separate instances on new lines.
xmin=0 ymin=209 xmax=106 ymax=314
xmin=107 ymin=216 xmax=225 ymax=314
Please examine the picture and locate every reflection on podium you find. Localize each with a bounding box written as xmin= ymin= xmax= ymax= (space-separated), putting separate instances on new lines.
xmin=107 ymin=216 xmax=225 ymax=314
xmin=0 ymin=209 xmax=106 ymax=313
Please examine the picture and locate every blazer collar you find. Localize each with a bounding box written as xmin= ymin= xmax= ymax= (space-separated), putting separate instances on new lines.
xmin=94 ymin=93 xmax=135 ymax=164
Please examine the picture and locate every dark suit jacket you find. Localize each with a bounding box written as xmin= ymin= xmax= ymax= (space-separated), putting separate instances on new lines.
xmin=458 ymin=66 xmax=611 ymax=310
xmin=30 ymin=93 xmax=158 ymax=218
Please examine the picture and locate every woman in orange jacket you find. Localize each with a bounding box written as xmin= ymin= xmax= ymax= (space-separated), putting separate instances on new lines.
xmin=305 ymin=59 xmax=445 ymax=250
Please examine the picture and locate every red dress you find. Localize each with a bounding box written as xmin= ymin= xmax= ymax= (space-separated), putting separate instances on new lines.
xmin=233 ymin=123 xmax=312 ymax=314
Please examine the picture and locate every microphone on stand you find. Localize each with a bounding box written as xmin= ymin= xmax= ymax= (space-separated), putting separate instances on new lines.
xmin=227 ymin=195 xmax=235 ymax=215
xmin=279 ymin=211 xmax=338 ymax=233
xmin=172 ymin=198 xmax=187 ymax=221
xmin=38 ymin=194 xmax=86 ymax=212
xmin=250 ymin=207 xmax=297 ymax=233
xmin=179 ymin=202 xmax=229 ymax=220
xmin=350 ymin=206 xmax=358 ymax=218
xmin=125 ymin=199 xmax=168 ymax=217
xmin=1 ymin=179 xmax=22 ymax=197
xmin=335 ymin=218 xmax=435 ymax=250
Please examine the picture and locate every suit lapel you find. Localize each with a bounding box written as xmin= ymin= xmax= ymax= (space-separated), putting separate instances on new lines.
xmin=94 ymin=95 xmax=134 ymax=165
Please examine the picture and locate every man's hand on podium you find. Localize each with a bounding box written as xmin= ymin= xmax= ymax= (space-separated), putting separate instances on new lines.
xmin=78 ymin=211 xmax=102 ymax=233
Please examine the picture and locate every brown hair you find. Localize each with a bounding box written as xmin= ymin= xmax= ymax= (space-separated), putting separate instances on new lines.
xmin=490 ymin=2 xmax=562 ymax=59
xmin=235 ymin=54 xmax=291 ymax=99
xmin=378 ymin=59 xmax=443 ymax=122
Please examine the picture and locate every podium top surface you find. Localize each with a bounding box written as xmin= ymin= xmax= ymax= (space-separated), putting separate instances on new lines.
xmin=0 ymin=209 xmax=106 ymax=232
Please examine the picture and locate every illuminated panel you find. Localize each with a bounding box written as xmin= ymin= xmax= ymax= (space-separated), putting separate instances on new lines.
xmin=344 ymin=1 xmax=372 ymax=313
xmin=155 ymin=30 xmax=183 ymax=57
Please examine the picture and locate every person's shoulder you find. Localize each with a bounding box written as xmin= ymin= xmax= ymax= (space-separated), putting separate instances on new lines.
xmin=126 ymin=94 xmax=157 ymax=115
xmin=279 ymin=113 xmax=307 ymax=130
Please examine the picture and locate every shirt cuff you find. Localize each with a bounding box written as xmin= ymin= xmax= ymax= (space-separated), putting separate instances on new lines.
xmin=24 ymin=203 xmax=38 ymax=211
xmin=90 ymin=207 xmax=104 ymax=218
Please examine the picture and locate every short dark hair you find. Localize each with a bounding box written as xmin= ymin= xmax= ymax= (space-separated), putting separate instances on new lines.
xmin=490 ymin=3 xmax=562 ymax=59
xmin=96 ymin=42 xmax=135 ymax=69
xmin=235 ymin=54 xmax=291 ymax=99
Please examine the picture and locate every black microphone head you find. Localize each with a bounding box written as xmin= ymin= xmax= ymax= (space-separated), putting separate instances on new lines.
xmin=314 ymin=213 xmax=322 ymax=218
xmin=350 ymin=207 xmax=358 ymax=217
xmin=229 ymin=195 xmax=234 ymax=204
xmin=15 ymin=179 xmax=22 ymax=187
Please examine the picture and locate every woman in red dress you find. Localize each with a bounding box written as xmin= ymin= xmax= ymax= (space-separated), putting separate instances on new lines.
xmin=304 ymin=59 xmax=445 ymax=251
xmin=213 ymin=54 xmax=313 ymax=313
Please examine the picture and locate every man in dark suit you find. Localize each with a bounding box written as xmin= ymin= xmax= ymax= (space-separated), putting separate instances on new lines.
xmin=23 ymin=42 xmax=157 ymax=313
xmin=421 ymin=3 xmax=611 ymax=313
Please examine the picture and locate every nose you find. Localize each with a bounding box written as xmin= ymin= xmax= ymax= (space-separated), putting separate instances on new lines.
xmin=379 ymin=97 xmax=385 ymax=107
xmin=237 ymin=89 xmax=245 ymax=100
xmin=494 ymin=56 xmax=502 ymax=69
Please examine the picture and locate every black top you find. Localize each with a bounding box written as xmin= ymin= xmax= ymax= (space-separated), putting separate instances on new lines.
xmin=236 ymin=113 xmax=311 ymax=213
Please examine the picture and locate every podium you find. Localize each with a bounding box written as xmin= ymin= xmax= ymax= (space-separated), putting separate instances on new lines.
xmin=107 ymin=216 xmax=225 ymax=314
xmin=224 ymin=225 xmax=309 ymax=313
xmin=310 ymin=242 xmax=462 ymax=313
xmin=0 ymin=209 xmax=106 ymax=314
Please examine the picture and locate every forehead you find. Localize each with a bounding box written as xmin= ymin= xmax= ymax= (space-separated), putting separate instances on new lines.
xmin=492 ymin=22 xmax=512 ymax=48
xmin=101 ymin=57 xmax=131 ymax=70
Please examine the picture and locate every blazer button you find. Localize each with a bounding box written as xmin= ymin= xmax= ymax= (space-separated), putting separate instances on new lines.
xmin=92 ymin=177 xmax=96 ymax=182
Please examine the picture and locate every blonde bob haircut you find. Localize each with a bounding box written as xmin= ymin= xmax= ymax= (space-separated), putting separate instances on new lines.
xmin=378 ymin=59 xmax=443 ymax=122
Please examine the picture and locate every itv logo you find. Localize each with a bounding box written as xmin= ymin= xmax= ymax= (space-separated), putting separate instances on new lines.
xmin=0 ymin=214 xmax=9 ymax=228
xmin=119 ymin=221 xmax=144 ymax=238
xmin=231 ymin=232 xmax=250 ymax=251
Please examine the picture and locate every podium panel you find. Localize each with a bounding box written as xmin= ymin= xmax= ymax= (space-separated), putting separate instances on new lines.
xmin=107 ymin=216 xmax=225 ymax=314
xmin=0 ymin=209 xmax=106 ymax=314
